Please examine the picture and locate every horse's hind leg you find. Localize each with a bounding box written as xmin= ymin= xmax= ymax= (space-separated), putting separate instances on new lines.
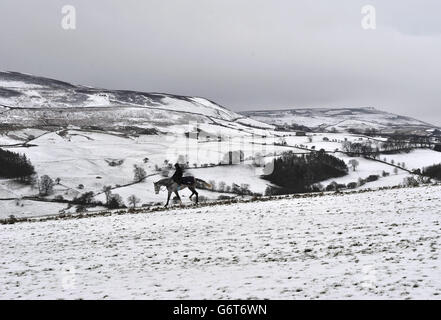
xmin=189 ymin=186 xmax=198 ymax=204
xmin=174 ymin=191 xmax=183 ymax=206
xmin=189 ymin=186 xmax=195 ymax=200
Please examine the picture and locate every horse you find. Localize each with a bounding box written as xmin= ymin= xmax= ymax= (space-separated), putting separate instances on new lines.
xmin=153 ymin=177 xmax=212 ymax=207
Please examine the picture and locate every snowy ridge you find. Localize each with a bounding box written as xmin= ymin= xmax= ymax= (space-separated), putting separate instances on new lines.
xmin=241 ymin=107 xmax=437 ymax=133
xmin=0 ymin=71 xmax=262 ymax=126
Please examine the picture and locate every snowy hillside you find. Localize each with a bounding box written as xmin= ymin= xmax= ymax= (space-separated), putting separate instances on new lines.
xmin=241 ymin=107 xmax=437 ymax=133
xmin=1 ymin=185 xmax=440 ymax=299
xmin=0 ymin=71 xmax=273 ymax=130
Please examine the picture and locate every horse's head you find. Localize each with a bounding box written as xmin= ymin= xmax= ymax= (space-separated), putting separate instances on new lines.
xmin=153 ymin=182 xmax=160 ymax=194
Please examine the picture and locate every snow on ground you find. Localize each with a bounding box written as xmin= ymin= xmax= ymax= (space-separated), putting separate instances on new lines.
xmin=320 ymin=154 xmax=409 ymax=188
xmin=1 ymin=185 xmax=440 ymax=299
xmin=0 ymin=200 xmax=68 ymax=219
xmin=381 ymin=149 xmax=441 ymax=171
xmin=0 ymin=179 xmax=36 ymax=199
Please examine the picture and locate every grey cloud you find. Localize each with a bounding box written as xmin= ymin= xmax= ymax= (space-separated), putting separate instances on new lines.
xmin=0 ymin=0 xmax=440 ymax=125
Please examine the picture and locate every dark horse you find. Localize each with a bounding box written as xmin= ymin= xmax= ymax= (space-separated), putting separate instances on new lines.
xmin=154 ymin=177 xmax=212 ymax=207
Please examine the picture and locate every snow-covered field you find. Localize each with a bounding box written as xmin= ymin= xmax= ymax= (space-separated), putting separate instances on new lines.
xmin=3 ymin=126 xmax=441 ymax=218
xmin=1 ymin=185 xmax=440 ymax=299
xmin=381 ymin=149 xmax=441 ymax=172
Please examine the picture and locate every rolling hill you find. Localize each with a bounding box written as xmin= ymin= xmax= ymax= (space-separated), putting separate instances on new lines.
xmin=240 ymin=107 xmax=438 ymax=133
xmin=0 ymin=71 xmax=272 ymax=131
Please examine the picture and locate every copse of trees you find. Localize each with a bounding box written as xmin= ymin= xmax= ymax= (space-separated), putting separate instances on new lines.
xmin=0 ymin=148 xmax=35 ymax=183
xmin=263 ymin=149 xmax=348 ymax=194
xmin=342 ymin=141 xmax=380 ymax=158
xmin=423 ymin=163 xmax=441 ymax=181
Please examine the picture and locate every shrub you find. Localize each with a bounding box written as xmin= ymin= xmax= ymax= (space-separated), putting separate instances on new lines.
xmin=403 ymin=176 xmax=419 ymax=187
xmin=73 ymin=191 xmax=95 ymax=205
xmin=217 ymin=195 xmax=233 ymax=200
xmin=106 ymin=159 xmax=124 ymax=167
xmin=108 ymin=194 xmax=125 ymax=209
xmin=347 ymin=182 xmax=358 ymax=189
xmin=326 ymin=182 xmax=338 ymax=192
xmin=366 ymin=175 xmax=379 ymax=182
xmin=76 ymin=205 xmax=87 ymax=213
xmin=218 ymin=181 xmax=226 ymax=192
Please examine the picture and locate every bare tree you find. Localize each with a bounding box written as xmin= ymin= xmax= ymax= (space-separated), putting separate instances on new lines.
xmin=127 ymin=195 xmax=140 ymax=208
xmin=218 ymin=181 xmax=226 ymax=192
xmin=102 ymin=185 xmax=112 ymax=205
xmin=348 ymin=159 xmax=359 ymax=172
xmin=133 ymin=165 xmax=147 ymax=182
xmin=38 ymin=175 xmax=54 ymax=196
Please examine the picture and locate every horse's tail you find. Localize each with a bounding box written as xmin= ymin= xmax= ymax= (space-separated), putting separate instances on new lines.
xmin=195 ymin=178 xmax=212 ymax=189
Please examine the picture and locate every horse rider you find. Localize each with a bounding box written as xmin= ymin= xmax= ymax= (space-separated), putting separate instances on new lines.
xmin=171 ymin=163 xmax=183 ymax=185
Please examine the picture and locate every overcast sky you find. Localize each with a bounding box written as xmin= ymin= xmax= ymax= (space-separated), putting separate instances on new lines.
xmin=1 ymin=0 xmax=441 ymax=124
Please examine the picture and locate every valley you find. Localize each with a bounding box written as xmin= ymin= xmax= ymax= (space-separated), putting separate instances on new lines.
xmin=1 ymin=71 xmax=441 ymax=218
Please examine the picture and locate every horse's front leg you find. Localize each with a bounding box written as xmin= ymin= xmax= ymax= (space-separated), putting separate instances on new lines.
xmin=165 ymin=190 xmax=171 ymax=207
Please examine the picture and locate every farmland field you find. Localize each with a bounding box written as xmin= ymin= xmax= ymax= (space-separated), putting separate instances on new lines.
xmin=1 ymin=185 xmax=440 ymax=299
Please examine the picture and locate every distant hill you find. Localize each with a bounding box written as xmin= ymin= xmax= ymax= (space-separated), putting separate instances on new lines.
xmin=240 ymin=107 xmax=438 ymax=134
xmin=0 ymin=71 xmax=272 ymax=130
